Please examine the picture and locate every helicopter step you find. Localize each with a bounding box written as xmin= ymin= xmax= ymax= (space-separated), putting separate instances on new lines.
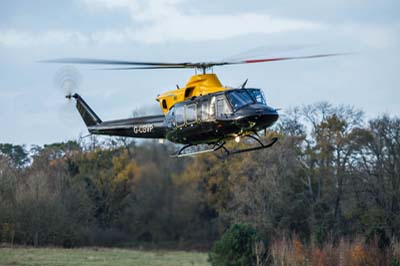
xmin=171 ymin=135 xmax=278 ymax=158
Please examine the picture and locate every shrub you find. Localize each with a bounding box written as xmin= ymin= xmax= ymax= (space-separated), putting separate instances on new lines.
xmin=270 ymin=235 xmax=306 ymax=266
xmin=348 ymin=243 xmax=367 ymax=266
xmin=365 ymin=226 xmax=390 ymax=250
xmin=208 ymin=223 xmax=268 ymax=266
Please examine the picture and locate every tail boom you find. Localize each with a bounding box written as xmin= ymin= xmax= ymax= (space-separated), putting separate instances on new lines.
xmin=88 ymin=115 xmax=166 ymax=139
xmin=72 ymin=93 xmax=166 ymax=139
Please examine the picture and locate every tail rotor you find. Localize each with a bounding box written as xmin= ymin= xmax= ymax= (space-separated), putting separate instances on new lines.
xmin=54 ymin=66 xmax=82 ymax=124
xmin=54 ymin=65 xmax=82 ymax=99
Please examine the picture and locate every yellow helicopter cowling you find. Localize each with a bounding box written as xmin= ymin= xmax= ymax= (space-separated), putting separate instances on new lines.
xmin=156 ymin=73 xmax=227 ymax=114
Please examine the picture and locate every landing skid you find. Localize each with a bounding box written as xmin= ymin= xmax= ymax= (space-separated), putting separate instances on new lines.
xmin=223 ymin=136 xmax=278 ymax=156
xmin=172 ymin=141 xmax=226 ymax=158
xmin=171 ymin=135 xmax=278 ymax=158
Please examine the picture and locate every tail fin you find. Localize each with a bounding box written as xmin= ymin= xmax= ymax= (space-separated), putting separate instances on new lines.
xmin=70 ymin=93 xmax=102 ymax=126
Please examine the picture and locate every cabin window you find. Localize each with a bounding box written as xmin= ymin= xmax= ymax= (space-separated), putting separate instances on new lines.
xmin=185 ymin=104 xmax=197 ymax=123
xmin=175 ymin=105 xmax=184 ymax=126
xmin=216 ymin=97 xmax=232 ymax=118
xmin=200 ymin=100 xmax=208 ymax=121
xmin=210 ymin=97 xmax=216 ymax=118
xmin=169 ymin=106 xmax=176 ymax=126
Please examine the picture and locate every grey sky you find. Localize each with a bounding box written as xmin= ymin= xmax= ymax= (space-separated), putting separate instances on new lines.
xmin=0 ymin=0 xmax=399 ymax=145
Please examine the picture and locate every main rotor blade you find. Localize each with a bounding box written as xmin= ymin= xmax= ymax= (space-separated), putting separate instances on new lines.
xmin=41 ymin=58 xmax=189 ymax=67
xmin=41 ymin=53 xmax=348 ymax=70
xmin=223 ymin=53 xmax=348 ymax=66
xmin=98 ymin=66 xmax=190 ymax=70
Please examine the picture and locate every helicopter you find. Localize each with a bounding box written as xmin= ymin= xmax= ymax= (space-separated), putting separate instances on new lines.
xmin=44 ymin=53 xmax=341 ymax=157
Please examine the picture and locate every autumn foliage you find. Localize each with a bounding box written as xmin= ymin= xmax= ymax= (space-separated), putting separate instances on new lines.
xmin=0 ymin=103 xmax=399 ymax=265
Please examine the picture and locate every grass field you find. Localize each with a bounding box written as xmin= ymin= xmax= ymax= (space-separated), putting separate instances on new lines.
xmin=0 ymin=247 xmax=210 ymax=266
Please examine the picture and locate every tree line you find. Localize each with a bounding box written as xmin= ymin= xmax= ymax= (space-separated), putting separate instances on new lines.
xmin=0 ymin=102 xmax=399 ymax=250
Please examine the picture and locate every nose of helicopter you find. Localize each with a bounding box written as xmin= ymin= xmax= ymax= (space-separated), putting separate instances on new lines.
xmin=238 ymin=104 xmax=279 ymax=128
xmin=255 ymin=107 xmax=279 ymax=127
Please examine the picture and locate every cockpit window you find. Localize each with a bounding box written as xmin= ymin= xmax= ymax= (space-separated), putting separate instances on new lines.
xmin=226 ymin=90 xmax=254 ymax=111
xmin=247 ymin=89 xmax=267 ymax=105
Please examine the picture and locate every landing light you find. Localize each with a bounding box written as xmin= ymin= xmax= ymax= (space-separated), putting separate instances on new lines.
xmin=235 ymin=136 xmax=241 ymax=143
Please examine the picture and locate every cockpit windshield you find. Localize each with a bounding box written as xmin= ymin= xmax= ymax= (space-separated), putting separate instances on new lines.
xmin=226 ymin=90 xmax=254 ymax=111
xmin=247 ymin=89 xmax=267 ymax=105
